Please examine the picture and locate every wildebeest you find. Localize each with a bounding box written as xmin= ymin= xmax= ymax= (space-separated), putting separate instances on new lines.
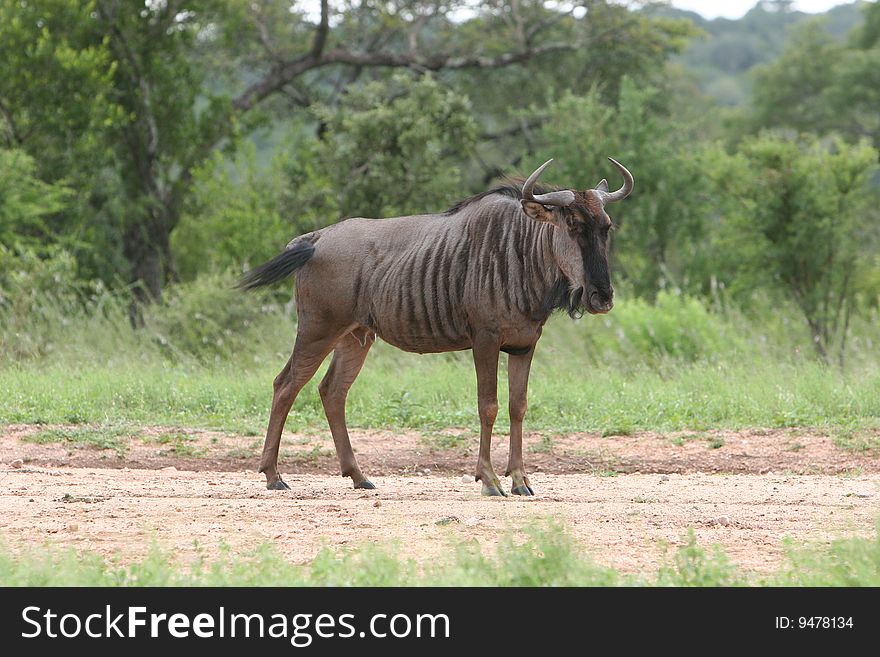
xmin=240 ymin=158 xmax=633 ymax=496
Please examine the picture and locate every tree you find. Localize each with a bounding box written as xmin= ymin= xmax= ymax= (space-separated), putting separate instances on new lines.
xmin=750 ymin=4 xmax=880 ymax=144
xmin=172 ymin=74 xmax=477 ymax=278
xmin=705 ymin=135 xmax=879 ymax=364
xmin=750 ymin=21 xmax=843 ymax=136
xmin=1 ymin=0 xmax=585 ymax=314
xmin=313 ymin=73 xmax=477 ymax=218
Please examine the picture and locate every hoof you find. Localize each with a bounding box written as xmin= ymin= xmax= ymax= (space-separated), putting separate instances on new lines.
xmin=354 ymin=479 xmax=376 ymax=490
xmin=511 ymin=485 xmax=535 ymax=496
xmin=267 ymin=478 xmax=290 ymax=490
xmin=481 ymin=483 xmax=507 ymax=497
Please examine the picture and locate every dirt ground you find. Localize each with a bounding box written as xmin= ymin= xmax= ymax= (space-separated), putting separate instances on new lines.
xmin=1 ymin=424 xmax=878 ymax=575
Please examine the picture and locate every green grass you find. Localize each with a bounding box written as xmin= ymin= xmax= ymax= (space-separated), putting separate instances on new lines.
xmin=280 ymin=444 xmax=333 ymax=463
xmin=1 ymin=278 xmax=879 ymax=436
xmin=528 ymin=433 xmax=555 ymax=454
xmin=832 ymin=429 xmax=880 ymax=453
xmin=2 ymin=521 xmax=878 ymax=586
xmin=144 ymin=432 xmax=208 ymax=457
xmin=21 ymin=426 xmax=136 ymax=457
xmin=2 ymin=348 xmax=879 ymax=436
xmin=671 ymin=432 xmax=704 ymax=446
xmin=601 ymin=423 xmax=634 ymax=437
xmin=422 ymin=431 xmax=470 ymax=452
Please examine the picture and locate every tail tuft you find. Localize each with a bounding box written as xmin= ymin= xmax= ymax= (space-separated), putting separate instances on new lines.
xmin=237 ymin=241 xmax=316 ymax=290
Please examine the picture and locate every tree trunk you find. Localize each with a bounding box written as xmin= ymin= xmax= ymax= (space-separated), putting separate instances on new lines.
xmin=805 ymin=316 xmax=829 ymax=363
xmin=123 ymin=210 xmax=173 ymax=327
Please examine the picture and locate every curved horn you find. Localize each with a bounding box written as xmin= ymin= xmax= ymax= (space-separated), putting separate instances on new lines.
xmin=600 ymin=157 xmax=634 ymax=204
xmin=522 ymin=159 xmax=575 ymax=207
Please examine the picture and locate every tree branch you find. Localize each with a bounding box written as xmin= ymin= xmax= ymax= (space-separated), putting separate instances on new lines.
xmin=233 ymin=42 xmax=574 ymax=111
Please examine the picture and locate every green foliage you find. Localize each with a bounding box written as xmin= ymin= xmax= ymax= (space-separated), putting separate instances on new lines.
xmin=456 ymin=1 xmax=697 ymax=123
xmin=703 ymin=134 xmax=880 ymax=362
xmin=751 ymin=22 xmax=844 ymax=135
xmin=776 ymin=523 xmax=880 ymax=586
xmin=313 ymin=74 xmax=478 ymax=218
xmin=0 ymin=245 xmax=97 ymax=361
xmin=656 ymin=530 xmax=746 ymax=586
xmin=0 ymin=0 xmax=122 ymax=168
xmin=173 ymin=74 xmax=478 ymax=276
xmin=173 ymin=148 xmax=282 ymax=280
xmin=0 ymin=0 xmax=126 ymax=281
xmin=667 ymin=1 xmax=864 ymax=106
xmin=23 ymin=426 xmax=133 ymax=457
xmin=0 ymin=0 xmax=243 ymax=295
xmin=144 ymin=272 xmax=288 ymax=363
xmin=750 ymin=6 xmax=880 ymax=144
xmin=0 ymin=149 xmax=70 ymax=247
xmin=585 ymin=291 xmax=743 ymax=364
xmin=173 ymin=136 xmax=336 ymax=279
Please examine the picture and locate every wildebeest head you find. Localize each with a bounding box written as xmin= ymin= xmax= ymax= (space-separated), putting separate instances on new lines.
xmin=520 ymin=158 xmax=633 ymax=315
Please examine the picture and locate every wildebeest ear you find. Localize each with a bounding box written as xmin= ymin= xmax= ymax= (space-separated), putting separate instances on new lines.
xmin=521 ymin=200 xmax=556 ymax=223
xmin=595 ymin=179 xmax=609 ymax=193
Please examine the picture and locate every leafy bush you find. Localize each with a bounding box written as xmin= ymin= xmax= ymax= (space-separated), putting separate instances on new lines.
xmin=143 ymin=272 xmax=290 ymax=364
xmin=585 ymin=290 xmax=744 ymax=364
xmin=0 ymin=148 xmax=70 ymax=248
xmin=0 ymin=245 xmax=103 ymax=360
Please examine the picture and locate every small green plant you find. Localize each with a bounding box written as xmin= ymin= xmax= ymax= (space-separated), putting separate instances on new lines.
xmin=833 ymin=429 xmax=880 ymax=453
xmin=671 ymin=433 xmax=703 ymax=446
xmin=145 ymin=432 xmax=207 ymax=458
xmin=281 ymin=444 xmax=333 ymax=464
xmin=706 ymin=437 xmax=725 ymax=449
xmin=423 ymin=432 xmax=468 ymax=452
xmin=226 ymin=447 xmax=255 ymax=460
xmin=528 ymin=434 xmax=555 ymax=454
xmin=837 ymin=467 xmax=865 ymax=479
xmin=22 ymin=426 xmax=133 ymax=457
xmin=601 ymin=424 xmax=634 ymax=438
xmin=656 ymin=530 xmax=745 ymax=586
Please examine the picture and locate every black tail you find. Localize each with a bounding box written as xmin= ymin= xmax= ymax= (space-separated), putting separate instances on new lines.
xmin=237 ymin=241 xmax=316 ymax=290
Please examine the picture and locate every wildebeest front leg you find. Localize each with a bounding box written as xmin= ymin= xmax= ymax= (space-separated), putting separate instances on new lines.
xmin=260 ymin=332 xmax=337 ymax=490
xmin=472 ymin=336 xmax=505 ymax=496
xmin=319 ymin=334 xmax=375 ymax=489
xmin=506 ymin=348 xmax=535 ymax=496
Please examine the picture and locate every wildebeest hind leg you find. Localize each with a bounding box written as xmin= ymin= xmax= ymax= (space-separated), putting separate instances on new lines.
xmin=318 ymin=334 xmax=374 ymax=489
xmin=259 ymin=331 xmax=339 ymax=490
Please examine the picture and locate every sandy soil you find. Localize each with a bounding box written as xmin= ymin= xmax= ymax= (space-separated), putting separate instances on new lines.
xmin=1 ymin=425 xmax=878 ymax=575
